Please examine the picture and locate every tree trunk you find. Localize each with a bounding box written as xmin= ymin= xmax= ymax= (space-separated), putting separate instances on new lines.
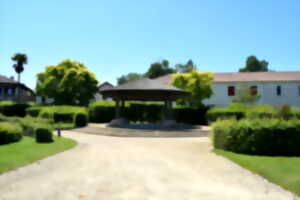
xmin=18 ymin=73 xmax=21 ymax=102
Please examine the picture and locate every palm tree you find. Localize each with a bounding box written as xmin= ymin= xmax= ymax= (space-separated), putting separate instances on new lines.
xmin=11 ymin=53 xmax=27 ymax=101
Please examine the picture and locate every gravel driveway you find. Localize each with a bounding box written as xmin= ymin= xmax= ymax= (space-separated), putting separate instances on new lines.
xmin=0 ymin=129 xmax=297 ymax=200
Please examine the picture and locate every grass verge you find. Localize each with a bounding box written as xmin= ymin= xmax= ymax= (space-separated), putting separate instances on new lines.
xmin=215 ymin=149 xmax=300 ymax=196
xmin=0 ymin=136 xmax=77 ymax=174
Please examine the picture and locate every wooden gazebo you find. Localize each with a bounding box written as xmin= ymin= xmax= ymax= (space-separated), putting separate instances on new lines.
xmin=100 ymin=78 xmax=189 ymax=127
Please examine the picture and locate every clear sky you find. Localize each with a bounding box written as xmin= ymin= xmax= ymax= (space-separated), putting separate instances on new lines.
xmin=1 ymin=0 xmax=299 ymax=89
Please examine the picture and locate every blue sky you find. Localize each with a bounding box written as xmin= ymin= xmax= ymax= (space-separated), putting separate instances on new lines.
xmin=1 ymin=0 xmax=300 ymax=89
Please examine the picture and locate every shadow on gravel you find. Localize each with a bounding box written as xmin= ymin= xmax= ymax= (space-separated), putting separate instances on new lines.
xmin=72 ymin=123 xmax=209 ymax=138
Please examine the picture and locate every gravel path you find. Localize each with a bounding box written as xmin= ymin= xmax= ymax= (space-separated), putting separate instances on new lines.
xmin=0 ymin=129 xmax=297 ymax=200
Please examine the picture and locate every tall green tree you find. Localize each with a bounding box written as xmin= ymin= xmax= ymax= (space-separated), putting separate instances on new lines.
xmin=145 ymin=59 xmax=176 ymax=79
xmin=36 ymin=59 xmax=99 ymax=105
xmin=175 ymin=59 xmax=197 ymax=73
xmin=117 ymin=73 xmax=144 ymax=85
xmin=11 ymin=53 xmax=28 ymax=101
xmin=172 ymin=69 xmax=213 ymax=107
xmin=239 ymin=56 xmax=269 ymax=72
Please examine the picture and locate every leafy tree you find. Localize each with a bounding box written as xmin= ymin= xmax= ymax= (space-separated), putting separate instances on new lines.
xmin=232 ymin=84 xmax=260 ymax=104
xmin=172 ymin=69 xmax=213 ymax=107
xmin=145 ymin=59 xmax=176 ymax=79
xmin=239 ymin=56 xmax=269 ymax=72
xmin=36 ymin=59 xmax=99 ymax=105
xmin=117 ymin=73 xmax=144 ymax=85
xmin=175 ymin=59 xmax=197 ymax=73
xmin=11 ymin=53 xmax=27 ymax=101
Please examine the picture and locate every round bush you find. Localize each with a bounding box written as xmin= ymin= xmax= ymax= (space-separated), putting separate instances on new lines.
xmin=75 ymin=113 xmax=88 ymax=127
xmin=35 ymin=127 xmax=53 ymax=143
xmin=0 ymin=122 xmax=23 ymax=144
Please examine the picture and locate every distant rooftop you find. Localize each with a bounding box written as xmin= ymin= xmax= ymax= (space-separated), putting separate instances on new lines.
xmin=157 ymin=71 xmax=300 ymax=83
xmin=0 ymin=75 xmax=17 ymax=84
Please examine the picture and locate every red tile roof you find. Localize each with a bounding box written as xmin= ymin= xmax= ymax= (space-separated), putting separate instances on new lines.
xmin=157 ymin=71 xmax=300 ymax=83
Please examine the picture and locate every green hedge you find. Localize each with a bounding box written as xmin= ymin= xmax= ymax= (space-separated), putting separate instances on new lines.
xmin=36 ymin=126 xmax=53 ymax=143
xmin=26 ymin=106 xmax=88 ymax=127
xmin=0 ymin=101 xmax=31 ymax=117
xmin=75 ymin=113 xmax=88 ymax=127
xmin=212 ymin=119 xmax=300 ymax=156
xmin=88 ymin=100 xmax=208 ymax=125
xmin=207 ymin=103 xmax=300 ymax=123
xmin=0 ymin=122 xmax=23 ymax=144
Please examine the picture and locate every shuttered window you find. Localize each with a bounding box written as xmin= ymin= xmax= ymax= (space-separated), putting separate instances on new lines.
xmin=228 ymin=86 xmax=235 ymax=96
xmin=276 ymin=86 xmax=282 ymax=96
xmin=250 ymin=86 xmax=258 ymax=96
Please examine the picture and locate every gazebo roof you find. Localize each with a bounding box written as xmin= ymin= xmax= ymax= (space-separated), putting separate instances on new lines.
xmin=100 ymin=78 xmax=189 ymax=101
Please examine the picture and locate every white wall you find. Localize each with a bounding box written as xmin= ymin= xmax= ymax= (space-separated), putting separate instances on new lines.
xmin=203 ymin=81 xmax=300 ymax=107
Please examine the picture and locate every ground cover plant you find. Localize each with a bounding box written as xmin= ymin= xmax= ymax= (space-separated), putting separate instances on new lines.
xmin=215 ymin=149 xmax=300 ymax=197
xmin=0 ymin=136 xmax=76 ymax=174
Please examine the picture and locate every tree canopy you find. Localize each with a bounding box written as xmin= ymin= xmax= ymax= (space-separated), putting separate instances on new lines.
xmin=117 ymin=73 xmax=144 ymax=85
xmin=239 ymin=56 xmax=269 ymax=72
xmin=175 ymin=59 xmax=197 ymax=73
xmin=36 ymin=59 xmax=99 ymax=105
xmin=145 ymin=60 xmax=176 ymax=79
xmin=172 ymin=69 xmax=213 ymax=107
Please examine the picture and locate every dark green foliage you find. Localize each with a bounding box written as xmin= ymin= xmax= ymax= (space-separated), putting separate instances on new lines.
xmin=117 ymin=73 xmax=144 ymax=85
xmin=0 ymin=122 xmax=23 ymax=144
xmin=207 ymin=103 xmax=300 ymax=123
xmin=35 ymin=127 xmax=53 ymax=143
xmin=88 ymin=101 xmax=115 ymax=123
xmin=145 ymin=60 xmax=176 ymax=79
xmin=26 ymin=106 xmax=43 ymax=117
xmin=88 ymin=100 xmax=208 ymax=125
xmin=174 ymin=107 xmax=208 ymax=125
xmin=0 ymin=101 xmax=31 ymax=117
xmin=212 ymin=119 xmax=300 ymax=156
xmin=75 ymin=113 xmax=88 ymax=127
xmin=53 ymin=113 xmax=74 ymax=123
xmin=239 ymin=55 xmax=269 ymax=72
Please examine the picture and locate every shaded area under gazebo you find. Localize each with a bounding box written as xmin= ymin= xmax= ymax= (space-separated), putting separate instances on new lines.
xmin=100 ymin=78 xmax=189 ymax=128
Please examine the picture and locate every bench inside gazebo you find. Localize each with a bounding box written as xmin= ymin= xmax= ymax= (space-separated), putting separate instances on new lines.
xmin=100 ymin=78 xmax=189 ymax=128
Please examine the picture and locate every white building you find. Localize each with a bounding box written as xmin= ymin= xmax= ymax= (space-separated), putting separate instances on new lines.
xmin=158 ymin=71 xmax=300 ymax=107
xmin=94 ymin=82 xmax=114 ymax=101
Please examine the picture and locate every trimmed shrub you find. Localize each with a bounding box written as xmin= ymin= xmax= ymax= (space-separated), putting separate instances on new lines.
xmin=75 ymin=113 xmax=88 ymax=127
xmin=212 ymin=119 xmax=300 ymax=156
xmin=0 ymin=101 xmax=31 ymax=117
xmin=53 ymin=113 xmax=74 ymax=123
xmin=88 ymin=100 xmax=208 ymax=125
xmin=207 ymin=103 xmax=300 ymax=123
xmin=88 ymin=101 xmax=116 ymax=123
xmin=0 ymin=122 xmax=23 ymax=144
xmin=26 ymin=106 xmax=43 ymax=117
xmin=35 ymin=126 xmax=53 ymax=143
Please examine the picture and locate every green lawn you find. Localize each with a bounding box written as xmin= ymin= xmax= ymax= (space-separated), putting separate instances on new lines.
xmin=215 ymin=149 xmax=300 ymax=196
xmin=0 ymin=136 xmax=77 ymax=174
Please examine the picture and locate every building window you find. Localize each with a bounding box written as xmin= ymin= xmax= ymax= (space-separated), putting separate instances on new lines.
xmin=298 ymin=86 xmax=300 ymax=96
xmin=228 ymin=86 xmax=235 ymax=96
xmin=276 ymin=86 xmax=282 ymax=96
xmin=250 ymin=86 xmax=258 ymax=96
xmin=4 ymin=88 xmax=8 ymax=95
xmin=0 ymin=88 xmax=2 ymax=95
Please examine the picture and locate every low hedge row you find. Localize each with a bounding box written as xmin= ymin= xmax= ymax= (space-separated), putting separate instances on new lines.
xmin=26 ymin=106 xmax=88 ymax=127
xmin=212 ymin=119 xmax=300 ymax=156
xmin=88 ymin=101 xmax=208 ymax=125
xmin=207 ymin=103 xmax=300 ymax=123
xmin=0 ymin=101 xmax=32 ymax=117
xmin=0 ymin=122 xmax=23 ymax=144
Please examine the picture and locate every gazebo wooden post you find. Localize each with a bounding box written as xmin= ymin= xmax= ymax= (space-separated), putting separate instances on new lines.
xmin=121 ymin=100 xmax=125 ymax=117
xmin=115 ymin=99 xmax=121 ymax=118
xmin=164 ymin=100 xmax=174 ymax=120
